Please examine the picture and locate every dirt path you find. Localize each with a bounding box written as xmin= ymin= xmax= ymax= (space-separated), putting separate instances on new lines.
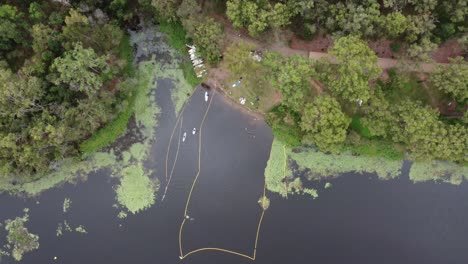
xmin=217 ymin=16 xmax=447 ymax=73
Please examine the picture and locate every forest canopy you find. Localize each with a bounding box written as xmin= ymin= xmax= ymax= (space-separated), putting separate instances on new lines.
xmin=0 ymin=1 xmax=135 ymax=182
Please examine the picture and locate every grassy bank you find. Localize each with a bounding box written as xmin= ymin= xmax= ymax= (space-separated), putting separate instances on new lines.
xmin=79 ymin=35 xmax=137 ymax=155
xmin=159 ymin=20 xmax=200 ymax=87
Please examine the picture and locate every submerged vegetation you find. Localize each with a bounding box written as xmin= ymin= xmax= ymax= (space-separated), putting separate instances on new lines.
xmin=3 ymin=212 xmax=39 ymax=261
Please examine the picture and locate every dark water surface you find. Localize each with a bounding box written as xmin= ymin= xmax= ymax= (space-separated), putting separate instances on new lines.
xmin=1 ymin=25 xmax=468 ymax=264
xmin=2 ymin=87 xmax=468 ymax=264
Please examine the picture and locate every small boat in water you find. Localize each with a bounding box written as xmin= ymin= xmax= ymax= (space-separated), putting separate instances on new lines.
xmin=182 ymin=132 xmax=187 ymax=142
xmin=192 ymin=128 xmax=197 ymax=135
xmin=205 ymin=91 xmax=209 ymax=102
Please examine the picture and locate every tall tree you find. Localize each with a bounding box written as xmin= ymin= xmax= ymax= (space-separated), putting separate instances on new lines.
xmin=151 ymin=0 xmax=180 ymax=21
xmin=266 ymin=54 xmax=315 ymax=112
xmin=192 ymin=18 xmax=224 ymax=64
xmin=430 ymin=57 xmax=468 ymax=101
xmin=0 ymin=5 xmax=26 ymax=53
xmin=300 ymin=95 xmax=351 ymax=153
xmin=50 ymin=43 xmax=110 ymax=95
xmin=327 ymin=35 xmax=381 ymax=104
xmin=0 ymin=68 xmax=44 ymax=119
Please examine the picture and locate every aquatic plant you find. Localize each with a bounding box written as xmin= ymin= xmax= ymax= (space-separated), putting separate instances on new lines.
xmin=75 ymin=226 xmax=87 ymax=234
xmin=258 ymin=195 xmax=270 ymax=210
xmin=4 ymin=213 xmax=39 ymax=261
xmin=63 ymin=221 xmax=72 ymax=232
xmin=117 ymin=211 xmax=128 ymax=219
xmin=56 ymin=224 xmax=63 ymax=237
xmin=290 ymin=147 xmax=403 ymax=180
xmin=303 ymin=188 xmax=319 ymax=199
xmin=115 ymin=164 xmax=157 ymax=214
xmin=63 ymin=198 xmax=71 ymax=213
xmin=409 ymin=161 xmax=468 ymax=185
xmin=264 ymin=139 xmax=291 ymax=197
xmin=324 ymin=182 xmax=332 ymax=189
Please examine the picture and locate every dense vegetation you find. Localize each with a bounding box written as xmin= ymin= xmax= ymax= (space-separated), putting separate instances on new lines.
xmin=150 ymin=0 xmax=468 ymax=164
xmin=0 ymin=1 xmax=138 ymax=183
xmin=223 ymin=35 xmax=466 ymax=163
xmin=1 ymin=0 xmax=466 ymax=187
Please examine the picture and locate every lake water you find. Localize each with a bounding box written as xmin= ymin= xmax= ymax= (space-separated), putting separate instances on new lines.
xmin=1 ymin=24 xmax=467 ymax=264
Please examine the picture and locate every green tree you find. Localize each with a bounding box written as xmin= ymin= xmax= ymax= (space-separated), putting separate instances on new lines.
xmin=266 ymin=54 xmax=315 ymax=112
xmin=0 ymin=5 xmax=26 ymax=53
xmin=28 ymin=2 xmax=45 ymax=22
xmin=405 ymin=14 xmax=436 ymax=43
xmin=406 ymin=37 xmax=437 ymax=60
xmin=151 ymin=0 xmax=180 ymax=21
xmin=0 ymin=68 xmax=44 ymax=119
xmin=227 ymin=0 xmax=286 ymax=36
xmin=193 ymin=18 xmax=224 ymax=64
xmin=382 ymin=11 xmax=408 ymax=38
xmin=430 ymin=57 xmax=468 ymax=101
xmin=109 ymin=0 xmax=134 ymax=22
xmin=50 ymin=43 xmax=110 ymax=95
xmin=326 ymin=1 xmax=381 ymax=38
xmin=327 ymin=35 xmax=381 ymax=104
xmin=176 ymin=0 xmax=201 ymax=36
xmin=300 ymin=95 xmax=351 ymax=153
xmin=390 ymin=100 xmax=442 ymax=160
xmin=361 ymin=88 xmax=394 ymax=138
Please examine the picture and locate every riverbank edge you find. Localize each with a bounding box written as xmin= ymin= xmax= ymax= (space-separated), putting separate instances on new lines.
xmin=265 ymin=138 xmax=468 ymax=197
xmin=0 ymin=23 xmax=196 ymax=198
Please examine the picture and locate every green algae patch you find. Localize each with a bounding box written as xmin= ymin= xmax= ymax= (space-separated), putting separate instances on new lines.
xmin=3 ymin=212 xmax=39 ymax=262
xmin=265 ymin=139 xmax=292 ymax=197
xmin=17 ymin=152 xmax=117 ymax=196
xmin=290 ymin=147 xmax=403 ymax=180
xmin=265 ymin=138 xmax=403 ymax=197
xmin=409 ymin=161 xmax=468 ymax=185
xmin=116 ymin=164 xmax=158 ymax=214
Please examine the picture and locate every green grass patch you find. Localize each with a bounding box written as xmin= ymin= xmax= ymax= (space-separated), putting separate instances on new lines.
xmin=159 ymin=19 xmax=201 ymax=88
xmin=159 ymin=20 xmax=188 ymax=53
xmin=80 ymin=92 xmax=135 ymax=154
xmin=270 ymin=122 xmax=302 ymax=147
xmin=382 ymin=71 xmax=432 ymax=106
xmin=118 ymin=34 xmax=135 ymax=77
xmin=80 ymin=60 xmax=160 ymax=154
xmin=182 ymin=60 xmax=199 ymax=87
xmin=343 ymin=140 xmax=405 ymax=161
xmin=266 ymin=104 xmax=303 ymax=147
xmin=79 ymin=34 xmax=139 ymax=155
xmin=350 ymin=116 xmax=371 ymax=138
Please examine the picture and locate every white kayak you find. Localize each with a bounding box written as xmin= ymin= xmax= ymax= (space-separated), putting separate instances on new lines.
xmin=205 ymin=91 xmax=209 ymax=102
xmin=182 ymin=132 xmax=187 ymax=142
xmin=192 ymin=128 xmax=197 ymax=134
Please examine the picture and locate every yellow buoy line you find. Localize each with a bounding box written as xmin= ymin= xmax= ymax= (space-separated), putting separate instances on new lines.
xmin=161 ymin=116 xmax=183 ymax=201
xmin=164 ymin=89 xmax=269 ymax=261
